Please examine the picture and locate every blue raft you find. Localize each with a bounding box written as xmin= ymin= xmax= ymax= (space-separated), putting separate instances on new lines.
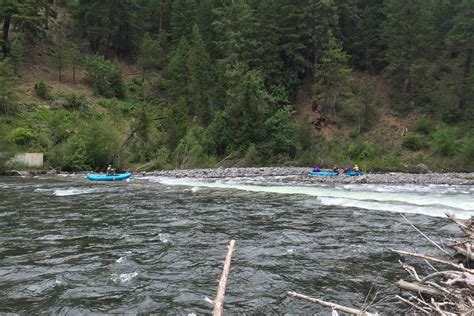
xmin=86 ymin=172 xmax=132 ymax=181
xmin=308 ymin=171 xmax=339 ymax=176
xmin=345 ymin=171 xmax=364 ymax=177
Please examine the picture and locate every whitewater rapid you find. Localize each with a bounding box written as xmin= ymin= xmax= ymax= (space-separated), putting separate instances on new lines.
xmin=147 ymin=177 xmax=474 ymax=219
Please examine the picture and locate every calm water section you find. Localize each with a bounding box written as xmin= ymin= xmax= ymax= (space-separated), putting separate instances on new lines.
xmin=0 ymin=175 xmax=471 ymax=314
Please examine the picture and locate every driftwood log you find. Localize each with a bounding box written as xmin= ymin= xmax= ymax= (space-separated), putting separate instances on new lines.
xmin=288 ymin=291 xmax=378 ymax=316
xmin=394 ymin=213 xmax=474 ymax=315
xmin=204 ymin=240 xmax=235 ymax=316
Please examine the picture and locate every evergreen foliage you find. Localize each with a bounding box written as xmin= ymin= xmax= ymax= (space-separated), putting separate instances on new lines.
xmin=1 ymin=0 xmax=474 ymax=171
xmin=84 ymin=55 xmax=125 ymax=98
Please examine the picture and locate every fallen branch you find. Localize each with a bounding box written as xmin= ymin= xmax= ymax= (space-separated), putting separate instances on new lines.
xmin=401 ymin=213 xmax=451 ymax=257
xmin=395 ymin=295 xmax=431 ymax=314
xmin=287 ymin=291 xmax=378 ymax=316
xmin=395 ymin=280 xmax=445 ymax=298
xmin=450 ymin=243 xmax=474 ymax=261
xmin=446 ymin=213 xmax=474 ymax=238
xmin=211 ymin=240 xmax=235 ymax=316
xmin=391 ymin=249 xmax=473 ymax=274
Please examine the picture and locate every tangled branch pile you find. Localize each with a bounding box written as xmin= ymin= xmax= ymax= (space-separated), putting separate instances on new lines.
xmin=394 ymin=214 xmax=474 ymax=315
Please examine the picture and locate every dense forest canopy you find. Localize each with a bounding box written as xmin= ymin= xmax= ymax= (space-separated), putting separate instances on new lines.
xmin=0 ymin=0 xmax=473 ymax=172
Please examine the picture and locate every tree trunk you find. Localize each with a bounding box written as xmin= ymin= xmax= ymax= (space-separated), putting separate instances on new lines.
xmin=159 ymin=0 xmax=165 ymax=33
xmin=2 ymin=15 xmax=11 ymax=56
xmin=459 ymin=48 xmax=472 ymax=115
xmin=72 ymin=63 xmax=76 ymax=83
xmin=59 ymin=56 xmax=62 ymax=82
xmin=104 ymin=32 xmax=111 ymax=59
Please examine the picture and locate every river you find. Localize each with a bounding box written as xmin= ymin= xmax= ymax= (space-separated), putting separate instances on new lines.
xmin=0 ymin=175 xmax=472 ymax=314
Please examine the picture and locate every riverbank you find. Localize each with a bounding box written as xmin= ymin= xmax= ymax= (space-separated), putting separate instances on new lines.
xmin=144 ymin=167 xmax=474 ymax=185
xmin=3 ymin=167 xmax=474 ymax=185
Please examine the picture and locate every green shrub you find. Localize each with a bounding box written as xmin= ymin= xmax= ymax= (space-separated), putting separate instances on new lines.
xmin=346 ymin=140 xmax=377 ymax=161
xmin=0 ymin=60 xmax=18 ymax=115
xmin=47 ymin=135 xmax=90 ymax=171
xmin=413 ymin=118 xmax=435 ymax=135
xmin=463 ymin=135 xmax=474 ymax=162
xmin=10 ymin=127 xmax=35 ymax=146
xmin=34 ymin=80 xmax=53 ymax=100
xmin=175 ymin=127 xmax=215 ymax=168
xmin=64 ymin=92 xmax=89 ymax=110
xmin=402 ymin=133 xmax=426 ymax=151
xmin=240 ymin=143 xmax=262 ymax=167
xmin=84 ymin=55 xmax=125 ymax=98
xmin=431 ymin=127 xmax=461 ymax=157
xmin=442 ymin=106 xmax=462 ymax=125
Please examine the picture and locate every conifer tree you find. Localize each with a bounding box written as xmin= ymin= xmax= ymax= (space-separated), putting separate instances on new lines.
xmin=166 ymin=37 xmax=191 ymax=100
xmin=52 ymin=21 xmax=70 ymax=82
xmin=0 ymin=59 xmax=18 ymax=115
xmin=188 ymin=25 xmax=213 ymax=125
xmin=170 ymin=0 xmax=197 ymax=43
xmin=137 ymin=33 xmax=163 ymax=81
xmin=277 ymin=0 xmax=307 ymax=74
xmin=1 ymin=0 xmax=51 ymax=55
xmin=381 ymin=0 xmax=434 ymax=103
xmin=447 ymin=1 xmax=474 ymax=115
xmin=314 ymin=31 xmax=350 ymax=117
xmin=10 ymin=38 xmax=25 ymax=75
xmin=212 ymin=0 xmax=259 ymax=70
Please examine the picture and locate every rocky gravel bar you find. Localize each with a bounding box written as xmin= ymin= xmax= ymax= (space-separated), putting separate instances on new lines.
xmin=143 ymin=167 xmax=474 ymax=185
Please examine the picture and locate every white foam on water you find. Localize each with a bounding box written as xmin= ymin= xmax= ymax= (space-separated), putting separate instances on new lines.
xmin=150 ymin=177 xmax=474 ymax=219
xmin=159 ymin=233 xmax=170 ymax=243
xmin=111 ymin=272 xmax=138 ymax=283
xmin=53 ymin=188 xmax=96 ymax=196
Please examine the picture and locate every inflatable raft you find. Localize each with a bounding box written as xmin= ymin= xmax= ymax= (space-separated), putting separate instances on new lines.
xmin=86 ymin=172 xmax=132 ymax=181
xmin=308 ymin=171 xmax=339 ymax=176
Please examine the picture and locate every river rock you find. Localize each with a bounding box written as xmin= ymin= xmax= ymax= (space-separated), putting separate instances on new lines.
xmin=413 ymin=163 xmax=430 ymax=174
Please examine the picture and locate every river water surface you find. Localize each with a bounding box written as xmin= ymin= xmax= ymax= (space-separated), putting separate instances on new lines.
xmin=0 ymin=175 xmax=473 ymax=314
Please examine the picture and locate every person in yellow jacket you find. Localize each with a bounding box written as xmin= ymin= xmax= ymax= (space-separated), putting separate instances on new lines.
xmin=354 ymin=164 xmax=359 ymax=172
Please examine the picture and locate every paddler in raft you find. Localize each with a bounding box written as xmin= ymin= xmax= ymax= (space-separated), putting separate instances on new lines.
xmin=312 ymin=165 xmax=321 ymax=172
xmin=106 ymin=164 xmax=116 ymax=175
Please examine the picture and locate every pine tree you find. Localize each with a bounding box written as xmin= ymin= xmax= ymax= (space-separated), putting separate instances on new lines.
xmin=166 ymin=37 xmax=191 ymax=100
xmin=314 ymin=31 xmax=351 ymax=117
xmin=277 ymin=0 xmax=308 ymax=74
xmin=137 ymin=33 xmax=164 ymax=81
xmin=252 ymin=0 xmax=283 ymax=81
xmin=0 ymin=59 xmax=18 ymax=115
xmin=188 ymin=25 xmax=213 ymax=125
xmin=10 ymin=38 xmax=25 ymax=75
xmin=381 ymin=0 xmax=434 ymax=103
xmin=447 ymin=1 xmax=474 ymax=115
xmin=52 ymin=21 xmax=70 ymax=82
xmin=170 ymin=0 xmax=197 ymax=43
xmin=1 ymin=0 xmax=51 ymax=55
xmin=224 ymin=67 xmax=267 ymax=150
xmin=212 ymin=0 xmax=259 ymax=70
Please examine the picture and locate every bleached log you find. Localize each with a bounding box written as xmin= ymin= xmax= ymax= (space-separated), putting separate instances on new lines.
xmin=395 ymin=280 xmax=445 ymax=297
xmin=212 ymin=240 xmax=235 ymax=316
xmin=450 ymin=243 xmax=474 ymax=261
xmin=287 ymin=291 xmax=378 ymax=316
xmin=392 ymin=249 xmax=474 ymax=274
xmin=446 ymin=213 xmax=474 ymax=238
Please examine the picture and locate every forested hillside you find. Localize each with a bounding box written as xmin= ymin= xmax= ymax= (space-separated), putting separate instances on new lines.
xmin=0 ymin=0 xmax=473 ymax=172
